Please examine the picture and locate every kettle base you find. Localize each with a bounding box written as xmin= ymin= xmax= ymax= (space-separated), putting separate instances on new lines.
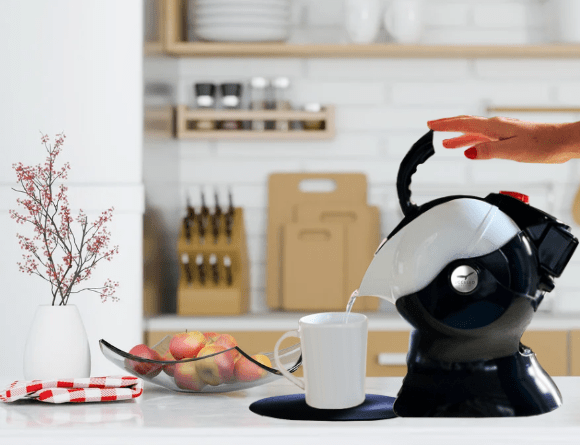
xmin=393 ymin=339 xmax=562 ymax=417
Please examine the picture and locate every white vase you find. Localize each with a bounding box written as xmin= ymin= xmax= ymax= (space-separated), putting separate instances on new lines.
xmin=344 ymin=0 xmax=382 ymax=44
xmin=23 ymin=304 xmax=91 ymax=380
xmin=384 ymin=0 xmax=423 ymax=44
xmin=552 ymin=0 xmax=580 ymax=43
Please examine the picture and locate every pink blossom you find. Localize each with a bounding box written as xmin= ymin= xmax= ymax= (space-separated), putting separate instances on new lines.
xmin=10 ymin=133 xmax=119 ymax=306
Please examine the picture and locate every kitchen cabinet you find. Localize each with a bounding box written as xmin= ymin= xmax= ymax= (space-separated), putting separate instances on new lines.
xmin=367 ymin=331 xmax=409 ymax=377
xmin=521 ymin=330 xmax=569 ymax=377
xmin=570 ymin=330 xmax=580 ymax=375
xmin=145 ymin=325 xmax=573 ymax=377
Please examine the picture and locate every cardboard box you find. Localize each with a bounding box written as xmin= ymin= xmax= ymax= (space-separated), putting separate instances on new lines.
xmin=267 ymin=173 xmax=380 ymax=311
xmin=294 ymin=203 xmax=381 ymax=311
xmin=281 ymin=222 xmax=347 ymax=311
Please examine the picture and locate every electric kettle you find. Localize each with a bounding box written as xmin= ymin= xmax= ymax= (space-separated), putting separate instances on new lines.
xmin=358 ymin=130 xmax=578 ymax=417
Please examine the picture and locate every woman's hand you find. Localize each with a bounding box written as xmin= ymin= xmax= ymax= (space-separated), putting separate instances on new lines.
xmin=427 ymin=115 xmax=580 ymax=163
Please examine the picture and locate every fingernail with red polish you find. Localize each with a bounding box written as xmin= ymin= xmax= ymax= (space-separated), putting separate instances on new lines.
xmin=465 ymin=147 xmax=477 ymax=159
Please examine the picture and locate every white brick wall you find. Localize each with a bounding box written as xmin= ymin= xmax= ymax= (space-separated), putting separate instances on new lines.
xmin=144 ymin=0 xmax=580 ymax=315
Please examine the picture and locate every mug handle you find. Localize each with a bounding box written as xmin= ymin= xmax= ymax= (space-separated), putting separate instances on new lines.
xmin=273 ymin=330 xmax=304 ymax=390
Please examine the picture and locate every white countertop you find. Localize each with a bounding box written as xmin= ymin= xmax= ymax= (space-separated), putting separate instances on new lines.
xmin=145 ymin=312 xmax=580 ymax=332
xmin=2 ymin=377 xmax=580 ymax=445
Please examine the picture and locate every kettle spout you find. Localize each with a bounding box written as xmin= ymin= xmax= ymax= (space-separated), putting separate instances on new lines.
xmin=357 ymin=247 xmax=396 ymax=305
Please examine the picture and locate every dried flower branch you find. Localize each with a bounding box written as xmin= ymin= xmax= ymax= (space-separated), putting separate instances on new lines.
xmin=9 ymin=133 xmax=119 ymax=305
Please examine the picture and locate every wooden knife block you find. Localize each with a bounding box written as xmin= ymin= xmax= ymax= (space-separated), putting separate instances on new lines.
xmin=176 ymin=208 xmax=250 ymax=316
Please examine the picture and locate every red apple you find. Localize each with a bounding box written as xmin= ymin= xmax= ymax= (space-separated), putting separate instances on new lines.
xmin=169 ymin=331 xmax=207 ymax=360
xmin=212 ymin=333 xmax=240 ymax=362
xmin=234 ymin=354 xmax=271 ymax=382
xmin=196 ymin=345 xmax=235 ymax=386
xmin=160 ymin=350 xmax=176 ymax=377
xmin=203 ymin=332 xmax=220 ymax=344
xmin=125 ymin=344 xmax=163 ymax=377
xmin=174 ymin=361 xmax=206 ymax=391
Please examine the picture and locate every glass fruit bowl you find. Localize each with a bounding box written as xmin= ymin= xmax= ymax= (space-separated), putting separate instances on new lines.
xmin=99 ymin=336 xmax=302 ymax=393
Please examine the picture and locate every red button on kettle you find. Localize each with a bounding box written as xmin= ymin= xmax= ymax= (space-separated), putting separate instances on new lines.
xmin=500 ymin=190 xmax=529 ymax=204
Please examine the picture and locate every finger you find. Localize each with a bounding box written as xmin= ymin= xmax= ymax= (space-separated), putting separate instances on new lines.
xmin=464 ymin=137 xmax=528 ymax=161
xmin=427 ymin=115 xmax=486 ymax=131
xmin=428 ymin=115 xmax=474 ymax=125
xmin=442 ymin=134 xmax=493 ymax=149
xmin=428 ymin=116 xmax=495 ymax=133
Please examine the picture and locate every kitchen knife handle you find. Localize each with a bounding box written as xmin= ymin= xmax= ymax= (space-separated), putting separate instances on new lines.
xmin=396 ymin=130 xmax=434 ymax=217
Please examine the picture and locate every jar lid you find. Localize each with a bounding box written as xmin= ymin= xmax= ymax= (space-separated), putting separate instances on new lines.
xmin=222 ymin=95 xmax=240 ymax=108
xmin=251 ymin=77 xmax=269 ymax=88
xmin=195 ymin=83 xmax=216 ymax=97
xmin=304 ymin=103 xmax=322 ymax=112
xmin=273 ymin=77 xmax=290 ymax=89
xmin=220 ymin=83 xmax=242 ymax=97
xmin=197 ymin=96 xmax=214 ymax=107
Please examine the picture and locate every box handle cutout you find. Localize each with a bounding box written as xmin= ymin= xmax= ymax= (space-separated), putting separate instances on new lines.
xmin=298 ymin=179 xmax=337 ymax=193
xmin=320 ymin=211 xmax=357 ymax=224
xmin=298 ymin=229 xmax=331 ymax=242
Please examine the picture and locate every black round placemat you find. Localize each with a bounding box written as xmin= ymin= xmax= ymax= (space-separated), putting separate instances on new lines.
xmin=249 ymin=394 xmax=396 ymax=421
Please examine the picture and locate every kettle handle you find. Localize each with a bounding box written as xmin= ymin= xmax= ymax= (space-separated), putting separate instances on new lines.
xmin=396 ymin=130 xmax=435 ymax=217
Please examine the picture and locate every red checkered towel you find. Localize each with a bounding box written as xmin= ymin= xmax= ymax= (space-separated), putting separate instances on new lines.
xmin=0 ymin=376 xmax=143 ymax=404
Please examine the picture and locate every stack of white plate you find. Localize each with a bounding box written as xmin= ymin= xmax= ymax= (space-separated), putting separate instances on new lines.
xmin=190 ymin=0 xmax=291 ymax=42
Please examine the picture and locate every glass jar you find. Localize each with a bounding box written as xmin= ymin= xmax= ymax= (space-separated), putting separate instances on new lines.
xmin=219 ymin=83 xmax=242 ymax=130
xmin=303 ymin=103 xmax=324 ymax=130
xmin=273 ymin=77 xmax=291 ymax=132
xmin=250 ymin=77 xmax=268 ymax=132
xmin=194 ymin=83 xmax=216 ymax=131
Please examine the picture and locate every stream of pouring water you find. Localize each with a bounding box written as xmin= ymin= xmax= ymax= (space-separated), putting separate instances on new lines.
xmin=344 ymin=289 xmax=359 ymax=323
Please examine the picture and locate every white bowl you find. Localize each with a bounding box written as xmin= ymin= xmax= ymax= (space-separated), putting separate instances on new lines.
xmin=195 ymin=24 xmax=290 ymax=42
xmin=195 ymin=17 xmax=289 ymax=27
xmin=194 ymin=7 xmax=290 ymax=18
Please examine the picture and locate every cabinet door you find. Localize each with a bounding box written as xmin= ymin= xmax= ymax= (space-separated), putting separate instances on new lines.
xmin=366 ymin=331 xmax=410 ymax=377
xmin=147 ymin=329 xmax=411 ymax=378
xmin=570 ymin=330 xmax=580 ymax=376
xmin=147 ymin=329 xmax=570 ymax=379
xmin=521 ymin=330 xmax=568 ymax=376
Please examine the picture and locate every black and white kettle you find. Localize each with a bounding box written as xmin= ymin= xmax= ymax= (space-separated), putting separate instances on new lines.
xmin=358 ymin=130 xmax=578 ymax=417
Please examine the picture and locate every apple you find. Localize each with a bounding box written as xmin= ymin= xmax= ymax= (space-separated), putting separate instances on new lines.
xmin=125 ymin=344 xmax=163 ymax=377
xmin=196 ymin=345 xmax=235 ymax=386
xmin=203 ymin=332 xmax=220 ymax=344
xmin=160 ymin=350 xmax=176 ymax=377
xmin=169 ymin=331 xmax=207 ymax=360
xmin=174 ymin=361 xmax=206 ymax=391
xmin=234 ymin=354 xmax=271 ymax=382
xmin=212 ymin=333 xmax=240 ymax=362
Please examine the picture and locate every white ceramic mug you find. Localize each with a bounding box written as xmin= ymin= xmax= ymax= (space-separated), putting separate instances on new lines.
xmin=384 ymin=0 xmax=423 ymax=44
xmin=344 ymin=0 xmax=382 ymax=44
xmin=273 ymin=312 xmax=368 ymax=409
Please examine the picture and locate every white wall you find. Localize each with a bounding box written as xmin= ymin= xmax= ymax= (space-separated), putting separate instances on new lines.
xmin=0 ymin=0 xmax=144 ymax=380
xmin=144 ymin=0 xmax=580 ymax=316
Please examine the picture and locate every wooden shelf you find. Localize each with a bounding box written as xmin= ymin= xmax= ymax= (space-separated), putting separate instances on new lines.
xmin=152 ymin=1 xmax=580 ymax=59
xmin=174 ymin=105 xmax=335 ymax=140
xmin=164 ymin=42 xmax=580 ymax=59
